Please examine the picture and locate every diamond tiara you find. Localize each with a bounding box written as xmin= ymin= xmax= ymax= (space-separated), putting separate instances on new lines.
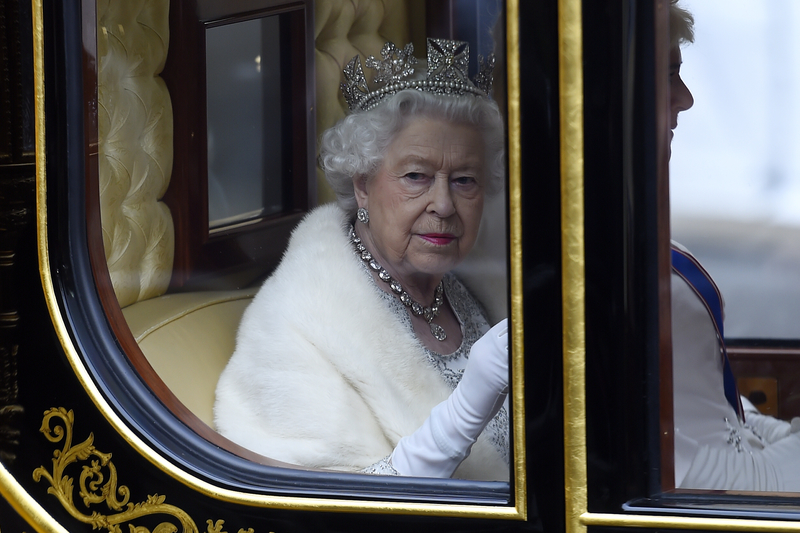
xmin=340 ymin=38 xmax=495 ymax=112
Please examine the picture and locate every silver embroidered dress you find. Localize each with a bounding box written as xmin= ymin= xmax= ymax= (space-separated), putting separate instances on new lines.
xmin=359 ymin=258 xmax=510 ymax=475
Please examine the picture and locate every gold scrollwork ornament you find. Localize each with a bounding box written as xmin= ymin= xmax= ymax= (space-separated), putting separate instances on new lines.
xmin=207 ymin=520 xmax=254 ymax=533
xmin=33 ymin=408 xmax=255 ymax=533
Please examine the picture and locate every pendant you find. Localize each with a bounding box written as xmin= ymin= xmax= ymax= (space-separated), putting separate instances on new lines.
xmin=430 ymin=322 xmax=447 ymax=341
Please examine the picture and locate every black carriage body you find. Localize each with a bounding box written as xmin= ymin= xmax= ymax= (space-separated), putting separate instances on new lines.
xmin=2 ymin=1 xmax=799 ymax=533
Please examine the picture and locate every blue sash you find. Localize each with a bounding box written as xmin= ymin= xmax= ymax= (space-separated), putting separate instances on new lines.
xmin=671 ymin=247 xmax=744 ymax=421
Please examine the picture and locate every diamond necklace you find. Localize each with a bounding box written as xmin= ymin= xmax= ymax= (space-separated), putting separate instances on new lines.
xmin=349 ymin=226 xmax=446 ymax=341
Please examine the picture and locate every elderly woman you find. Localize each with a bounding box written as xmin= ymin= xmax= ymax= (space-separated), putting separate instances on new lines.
xmin=214 ymin=39 xmax=509 ymax=481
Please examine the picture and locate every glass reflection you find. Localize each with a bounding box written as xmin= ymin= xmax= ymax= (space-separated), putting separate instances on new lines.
xmin=668 ymin=0 xmax=800 ymax=493
xmin=206 ymin=17 xmax=284 ymax=229
xmin=671 ymin=0 xmax=800 ymax=339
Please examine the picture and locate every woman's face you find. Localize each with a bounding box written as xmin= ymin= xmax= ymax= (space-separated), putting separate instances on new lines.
xmin=354 ymin=117 xmax=486 ymax=284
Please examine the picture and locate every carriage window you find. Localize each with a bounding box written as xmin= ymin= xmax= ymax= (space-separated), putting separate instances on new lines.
xmin=670 ymin=0 xmax=800 ymax=341
xmin=72 ymin=0 xmax=526 ymax=516
xmin=667 ymin=0 xmax=800 ymax=494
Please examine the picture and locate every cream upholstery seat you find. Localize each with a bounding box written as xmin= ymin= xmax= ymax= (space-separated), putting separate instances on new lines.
xmin=122 ymin=290 xmax=257 ymax=427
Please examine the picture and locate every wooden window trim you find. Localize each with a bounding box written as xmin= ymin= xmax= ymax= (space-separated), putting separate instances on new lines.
xmin=162 ymin=0 xmax=315 ymax=291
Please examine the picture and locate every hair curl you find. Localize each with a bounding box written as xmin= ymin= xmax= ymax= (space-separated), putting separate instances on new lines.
xmin=319 ymin=89 xmax=505 ymax=217
xmin=670 ymin=0 xmax=695 ymax=48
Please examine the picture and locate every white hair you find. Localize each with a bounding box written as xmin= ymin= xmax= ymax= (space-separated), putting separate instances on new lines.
xmin=670 ymin=0 xmax=695 ymax=48
xmin=319 ymin=89 xmax=505 ymax=217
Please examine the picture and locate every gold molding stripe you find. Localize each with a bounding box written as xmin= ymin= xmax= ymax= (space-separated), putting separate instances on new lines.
xmin=582 ymin=512 xmax=800 ymax=531
xmin=505 ymin=0 xmax=527 ymax=522
xmin=557 ymin=2 xmax=587 ymax=533
xmin=0 ymin=462 xmax=69 ymax=533
xmin=1 ymin=0 xmax=69 ymax=530
xmin=25 ymin=0 xmax=528 ymax=522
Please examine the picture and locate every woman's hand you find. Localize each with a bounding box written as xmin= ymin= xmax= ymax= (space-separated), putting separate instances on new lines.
xmin=459 ymin=318 xmax=510 ymax=416
xmin=391 ymin=319 xmax=509 ymax=477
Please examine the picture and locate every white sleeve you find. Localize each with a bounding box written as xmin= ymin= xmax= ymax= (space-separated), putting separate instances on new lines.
xmin=739 ymin=395 xmax=800 ymax=444
xmin=672 ymin=266 xmax=800 ymax=490
xmin=672 ymin=269 xmax=741 ymax=487
xmin=680 ymin=431 xmax=800 ymax=491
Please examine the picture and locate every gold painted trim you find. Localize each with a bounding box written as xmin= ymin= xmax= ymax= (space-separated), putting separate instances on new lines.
xmin=26 ymin=0 xmax=527 ymax=522
xmin=582 ymin=512 xmax=800 ymax=531
xmin=558 ymin=2 xmax=587 ymax=533
xmin=0 ymin=462 xmax=68 ymax=533
xmin=33 ymin=408 xmax=256 ymax=533
xmin=506 ymin=0 xmax=527 ymax=521
xmin=33 ymin=408 xmax=197 ymax=533
xmin=0 ymin=2 xmax=70 ymax=531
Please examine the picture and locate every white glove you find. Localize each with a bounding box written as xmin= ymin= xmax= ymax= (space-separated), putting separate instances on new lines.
xmin=391 ymin=319 xmax=509 ymax=477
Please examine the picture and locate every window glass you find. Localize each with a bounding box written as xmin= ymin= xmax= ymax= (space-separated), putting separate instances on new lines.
xmin=94 ymin=0 xmax=523 ymax=509
xmin=667 ymin=0 xmax=800 ymax=497
xmin=670 ymin=0 xmax=800 ymax=339
xmin=206 ymin=16 xmax=284 ymax=229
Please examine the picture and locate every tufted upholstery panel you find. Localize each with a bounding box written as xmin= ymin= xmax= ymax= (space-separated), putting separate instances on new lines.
xmin=97 ymin=0 xmax=175 ymax=308
xmin=314 ymin=0 xmax=413 ymax=204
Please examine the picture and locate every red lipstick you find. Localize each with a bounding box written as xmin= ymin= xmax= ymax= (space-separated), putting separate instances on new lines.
xmin=419 ymin=234 xmax=456 ymax=245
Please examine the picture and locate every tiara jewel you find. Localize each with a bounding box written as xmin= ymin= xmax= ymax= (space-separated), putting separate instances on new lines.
xmin=365 ymin=42 xmax=418 ymax=85
xmin=427 ymin=39 xmax=468 ymax=82
xmin=340 ymin=38 xmax=495 ymax=112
